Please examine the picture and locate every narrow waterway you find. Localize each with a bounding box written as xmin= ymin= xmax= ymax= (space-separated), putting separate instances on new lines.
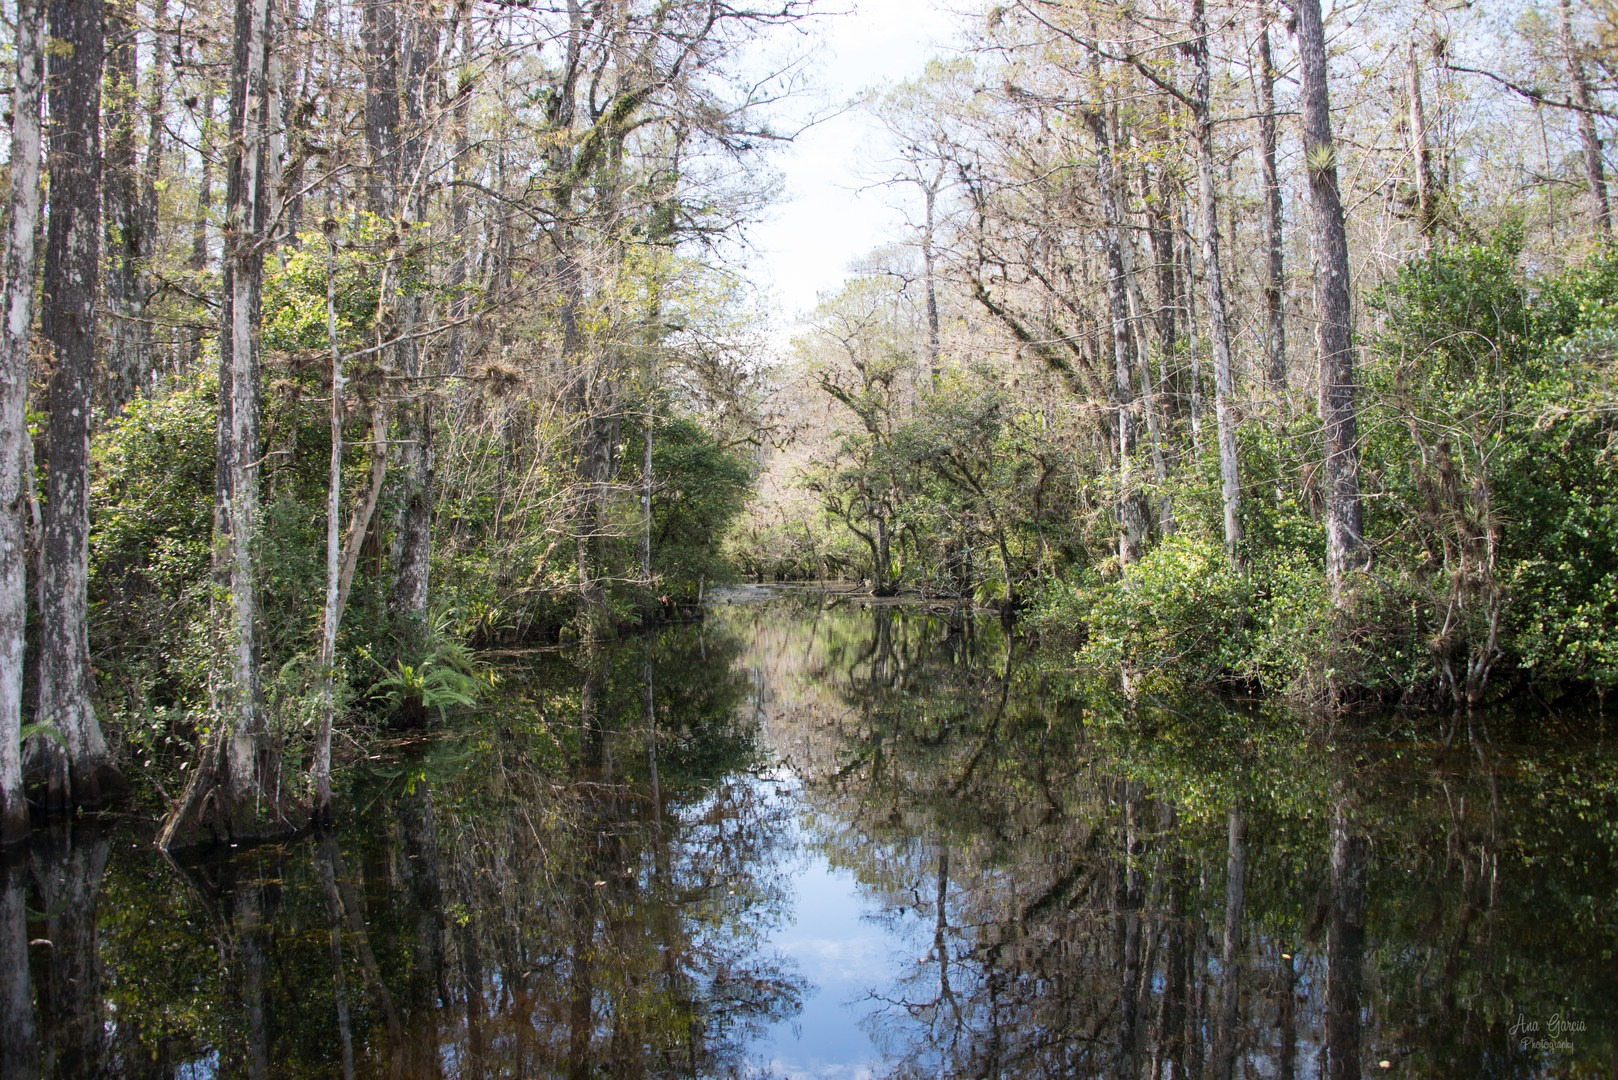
xmin=5 ymin=588 xmax=1615 ymax=1077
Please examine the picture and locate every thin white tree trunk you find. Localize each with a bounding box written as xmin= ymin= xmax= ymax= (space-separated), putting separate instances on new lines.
xmin=313 ymin=226 xmax=389 ymax=821
xmin=1194 ymin=0 xmax=1243 ymax=568
xmin=1407 ymin=42 xmax=1436 ymax=247
xmin=0 ymin=0 xmax=46 ymax=845
xmin=314 ymin=228 xmax=346 ymax=822
xmin=1086 ymin=57 xmax=1148 ymax=571
xmin=160 ymin=0 xmax=287 ymax=850
xmin=1117 ymin=194 xmax=1173 ymax=535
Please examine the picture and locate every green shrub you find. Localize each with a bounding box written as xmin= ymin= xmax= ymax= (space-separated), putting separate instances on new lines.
xmin=90 ymin=371 xmax=218 ymax=734
xmin=1077 ymin=534 xmax=1251 ymax=690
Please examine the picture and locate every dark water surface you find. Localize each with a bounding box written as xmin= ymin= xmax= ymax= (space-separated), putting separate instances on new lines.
xmin=5 ymin=589 xmax=1617 ymax=1077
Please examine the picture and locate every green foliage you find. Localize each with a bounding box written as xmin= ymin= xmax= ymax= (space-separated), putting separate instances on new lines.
xmin=636 ymin=415 xmax=754 ymax=604
xmin=1023 ymin=240 xmax=1616 ymax=703
xmin=1076 ymin=534 xmax=1251 ymax=690
xmin=260 ymin=214 xmax=401 ymax=356
xmin=774 ymin=293 xmax=1093 ymax=603
xmin=432 ymin=407 xmax=751 ymax=642
xmin=90 ymin=335 xmax=400 ymax=766
xmin=89 ymin=371 xmax=219 ymax=747
xmin=365 ymin=614 xmax=496 ymax=723
xmin=1363 ymin=239 xmax=1618 ymax=695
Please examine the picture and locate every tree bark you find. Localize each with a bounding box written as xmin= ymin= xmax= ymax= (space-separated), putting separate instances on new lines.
xmin=1141 ymin=164 xmax=1179 ymax=370
xmin=1256 ymin=4 xmax=1287 ymax=394
xmin=1562 ymin=0 xmax=1612 ymax=235
xmin=33 ymin=0 xmax=121 ymax=811
xmin=159 ymin=0 xmax=291 ymax=850
xmin=445 ymin=7 xmax=474 ymax=378
xmin=314 ymin=277 xmax=344 ymax=823
xmin=923 ymin=175 xmax=943 ymax=387
xmin=366 ymin=0 xmax=435 ymax=642
xmin=1194 ymin=0 xmax=1243 ymax=568
xmin=1086 ymin=74 xmax=1148 ymax=571
xmin=181 ymin=87 xmax=215 ymax=372
xmin=1407 ymin=42 xmax=1437 ymax=247
xmin=0 ymin=0 xmax=47 ymax=846
xmin=103 ymin=0 xmax=150 ymax=415
xmin=393 ymin=19 xmax=438 ymax=636
xmin=1296 ymin=0 xmax=1368 ymax=599
xmin=1116 ymin=166 xmax=1174 ymax=536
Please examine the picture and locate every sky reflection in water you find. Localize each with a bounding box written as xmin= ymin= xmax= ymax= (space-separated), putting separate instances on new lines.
xmin=6 ymin=592 xmax=1617 ymax=1077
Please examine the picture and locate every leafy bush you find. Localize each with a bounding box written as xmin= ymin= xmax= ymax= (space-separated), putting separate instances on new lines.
xmin=90 ymin=372 xmax=218 ymax=744
xmin=637 ymin=415 xmax=754 ymax=604
xmin=1362 ymin=238 xmax=1618 ymax=697
xmin=1077 ymin=534 xmax=1251 ymax=690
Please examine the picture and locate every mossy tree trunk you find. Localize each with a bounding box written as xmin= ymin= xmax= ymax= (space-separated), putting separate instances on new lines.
xmin=31 ymin=0 xmax=124 ymax=812
xmin=0 ymin=0 xmax=47 ymax=846
xmin=159 ymin=0 xmax=292 ymax=850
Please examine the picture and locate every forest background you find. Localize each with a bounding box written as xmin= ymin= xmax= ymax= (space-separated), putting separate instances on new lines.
xmin=0 ymin=0 xmax=1615 ymax=848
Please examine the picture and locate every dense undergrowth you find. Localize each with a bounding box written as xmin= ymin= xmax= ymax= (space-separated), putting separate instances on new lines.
xmin=89 ymin=364 xmax=752 ymax=795
xmin=79 ymin=240 xmax=1618 ymax=807
xmin=737 ymin=241 xmax=1618 ymax=710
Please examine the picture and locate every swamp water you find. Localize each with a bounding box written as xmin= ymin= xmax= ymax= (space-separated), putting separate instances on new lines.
xmin=3 ymin=587 xmax=1616 ymax=1077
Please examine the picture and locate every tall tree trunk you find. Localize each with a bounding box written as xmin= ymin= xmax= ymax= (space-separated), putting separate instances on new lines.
xmin=313 ymin=225 xmax=388 ymax=820
xmin=182 ymin=87 xmax=215 ymax=372
xmin=1194 ymin=0 xmax=1243 ymax=569
xmin=1407 ymin=42 xmax=1437 ymax=247
xmin=923 ymin=173 xmax=943 ymax=387
xmin=103 ymin=0 xmax=150 ymax=415
xmin=0 ymin=0 xmax=47 ymax=846
xmin=1562 ymin=0 xmax=1612 ymax=235
xmin=1086 ymin=69 xmax=1148 ymax=571
xmin=1116 ymin=162 xmax=1173 ymax=534
xmin=159 ymin=0 xmax=290 ymax=849
xmin=1183 ymin=219 xmax=1204 ymax=454
xmin=445 ymin=8 xmax=474 ymax=378
xmin=388 ymin=14 xmax=438 ymax=640
xmin=33 ymin=0 xmax=120 ymax=811
xmin=1256 ymin=3 xmax=1286 ymax=395
xmin=314 ymin=249 xmax=345 ymax=822
xmin=1296 ymin=0 xmax=1368 ymax=600
xmin=1141 ymin=165 xmax=1179 ymax=367
xmin=641 ymin=417 xmax=653 ymax=585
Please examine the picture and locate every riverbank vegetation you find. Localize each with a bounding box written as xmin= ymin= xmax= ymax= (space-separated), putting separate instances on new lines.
xmin=2 ymin=0 xmax=1617 ymax=849
xmin=0 ymin=0 xmax=803 ymax=843
xmin=733 ymin=1 xmax=1618 ymax=710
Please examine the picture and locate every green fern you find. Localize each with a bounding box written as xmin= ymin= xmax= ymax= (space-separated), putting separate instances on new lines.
xmin=19 ymin=721 xmax=65 ymax=748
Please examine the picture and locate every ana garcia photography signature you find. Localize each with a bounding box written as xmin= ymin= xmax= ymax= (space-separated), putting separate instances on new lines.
xmin=1509 ymin=1011 xmax=1585 ymax=1052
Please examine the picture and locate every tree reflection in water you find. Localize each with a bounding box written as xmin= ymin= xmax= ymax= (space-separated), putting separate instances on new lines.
xmin=8 ymin=597 xmax=1618 ymax=1077
xmin=719 ymin=593 xmax=1618 ymax=1079
xmin=22 ymin=622 xmax=802 ymax=1076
